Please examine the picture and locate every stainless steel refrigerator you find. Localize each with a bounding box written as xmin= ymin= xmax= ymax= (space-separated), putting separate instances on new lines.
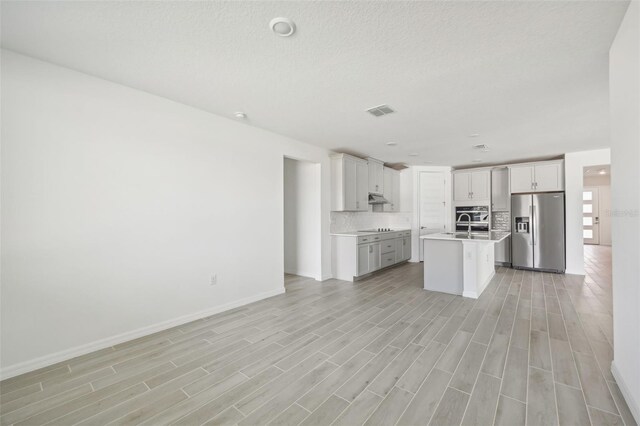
xmin=511 ymin=192 xmax=565 ymax=272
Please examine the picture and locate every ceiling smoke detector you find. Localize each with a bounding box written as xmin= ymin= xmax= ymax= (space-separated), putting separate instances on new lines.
xmin=234 ymin=112 xmax=247 ymax=119
xmin=386 ymin=142 xmax=398 ymax=146
xmin=269 ymin=17 xmax=296 ymax=37
xmin=366 ymin=104 xmax=396 ymax=117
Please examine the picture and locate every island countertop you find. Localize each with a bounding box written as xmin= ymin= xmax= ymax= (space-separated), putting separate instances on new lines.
xmin=420 ymin=231 xmax=510 ymax=243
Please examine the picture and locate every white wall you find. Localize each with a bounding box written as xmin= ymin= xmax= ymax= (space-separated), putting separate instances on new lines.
xmin=564 ymin=149 xmax=611 ymax=274
xmin=283 ymin=158 xmax=321 ymax=280
xmin=0 ymin=51 xmax=332 ymax=378
xmin=610 ymin=1 xmax=640 ymax=422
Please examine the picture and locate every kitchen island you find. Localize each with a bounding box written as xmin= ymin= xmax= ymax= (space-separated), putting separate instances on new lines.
xmin=420 ymin=231 xmax=510 ymax=299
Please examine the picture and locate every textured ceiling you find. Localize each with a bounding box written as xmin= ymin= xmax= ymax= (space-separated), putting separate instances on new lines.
xmin=1 ymin=1 xmax=629 ymax=167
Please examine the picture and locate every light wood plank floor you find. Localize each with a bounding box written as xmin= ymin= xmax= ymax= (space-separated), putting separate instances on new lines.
xmin=1 ymin=245 xmax=636 ymax=425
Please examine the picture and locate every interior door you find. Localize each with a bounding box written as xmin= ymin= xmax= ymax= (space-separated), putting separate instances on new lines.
xmin=419 ymin=172 xmax=446 ymax=261
xmin=583 ymin=187 xmax=600 ymax=245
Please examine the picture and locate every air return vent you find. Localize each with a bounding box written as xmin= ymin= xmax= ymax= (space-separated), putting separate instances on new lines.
xmin=366 ymin=104 xmax=395 ymax=117
xmin=473 ymin=144 xmax=490 ymax=151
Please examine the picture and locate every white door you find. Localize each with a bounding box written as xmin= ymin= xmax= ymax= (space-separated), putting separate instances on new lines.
xmin=471 ymin=171 xmax=490 ymax=200
xmin=583 ymin=187 xmax=600 ymax=245
xmin=419 ymin=172 xmax=447 ymax=261
xmin=534 ymin=163 xmax=562 ymax=192
xmin=510 ymin=166 xmax=534 ymax=193
xmin=453 ymin=172 xmax=471 ymax=201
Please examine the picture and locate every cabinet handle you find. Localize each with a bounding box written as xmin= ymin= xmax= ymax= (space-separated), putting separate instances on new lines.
xmin=369 ymin=246 xmax=373 ymax=253
xmin=374 ymin=237 xmax=379 ymax=240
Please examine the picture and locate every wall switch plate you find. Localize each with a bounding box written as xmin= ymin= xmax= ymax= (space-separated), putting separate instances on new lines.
xmin=210 ymin=274 xmax=218 ymax=286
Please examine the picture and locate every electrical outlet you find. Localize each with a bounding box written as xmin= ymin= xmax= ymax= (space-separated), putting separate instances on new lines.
xmin=210 ymin=274 xmax=218 ymax=286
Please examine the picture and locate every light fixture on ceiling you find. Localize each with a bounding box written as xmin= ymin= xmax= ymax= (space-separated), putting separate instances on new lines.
xmin=386 ymin=142 xmax=398 ymax=146
xmin=408 ymin=153 xmax=419 ymax=157
xmin=598 ymin=169 xmax=607 ymax=175
xmin=234 ymin=112 xmax=247 ymax=119
xmin=269 ymin=17 xmax=296 ymax=37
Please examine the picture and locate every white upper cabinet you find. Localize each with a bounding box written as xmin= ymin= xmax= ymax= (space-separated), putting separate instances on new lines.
xmin=471 ymin=171 xmax=490 ymax=200
xmin=509 ymin=160 xmax=564 ymax=193
xmin=367 ymin=158 xmax=384 ymax=195
xmin=331 ymin=154 xmax=369 ymax=211
xmin=491 ymin=167 xmax=510 ymax=211
xmin=534 ymin=162 xmax=564 ymax=192
xmin=454 ymin=170 xmax=490 ymax=203
xmin=454 ymin=172 xmax=472 ymax=202
xmin=383 ymin=167 xmax=400 ymax=212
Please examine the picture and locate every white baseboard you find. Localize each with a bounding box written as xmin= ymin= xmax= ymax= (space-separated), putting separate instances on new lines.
xmin=0 ymin=287 xmax=285 ymax=380
xmin=611 ymin=360 xmax=640 ymax=424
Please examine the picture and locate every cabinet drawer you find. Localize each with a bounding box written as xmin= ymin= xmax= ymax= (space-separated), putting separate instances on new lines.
xmin=358 ymin=235 xmax=382 ymax=244
xmin=381 ymin=241 xmax=396 ymax=254
xmin=381 ymin=253 xmax=396 ymax=268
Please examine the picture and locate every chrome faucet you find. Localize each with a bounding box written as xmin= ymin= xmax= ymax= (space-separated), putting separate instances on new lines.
xmin=457 ymin=213 xmax=472 ymax=236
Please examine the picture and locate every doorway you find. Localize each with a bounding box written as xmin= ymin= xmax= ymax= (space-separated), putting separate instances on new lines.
xmin=583 ymin=165 xmax=611 ymax=246
xmin=283 ymin=157 xmax=321 ymax=280
xmin=418 ymin=171 xmax=447 ymax=261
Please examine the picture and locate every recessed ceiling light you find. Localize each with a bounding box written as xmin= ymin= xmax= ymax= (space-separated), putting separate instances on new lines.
xmin=269 ymin=17 xmax=296 ymax=37
xmin=386 ymin=142 xmax=398 ymax=146
xmin=598 ymin=169 xmax=607 ymax=175
xmin=408 ymin=153 xmax=419 ymax=157
xmin=468 ymin=133 xmax=480 ymax=138
xmin=234 ymin=112 xmax=247 ymax=119
xmin=472 ymin=159 xmax=484 ymax=163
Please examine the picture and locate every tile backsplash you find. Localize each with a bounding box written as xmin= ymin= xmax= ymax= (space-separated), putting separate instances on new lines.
xmin=331 ymin=211 xmax=412 ymax=233
xmin=492 ymin=211 xmax=510 ymax=231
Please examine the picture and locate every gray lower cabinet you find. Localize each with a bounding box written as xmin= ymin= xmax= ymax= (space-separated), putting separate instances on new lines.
xmin=332 ymin=231 xmax=412 ymax=282
xmin=495 ymin=235 xmax=511 ymax=264
xmin=358 ymin=242 xmax=381 ymax=275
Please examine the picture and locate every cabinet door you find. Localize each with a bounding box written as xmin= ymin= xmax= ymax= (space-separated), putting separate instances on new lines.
xmin=491 ymin=168 xmax=509 ymax=211
xmin=383 ymin=168 xmax=394 ymax=212
xmin=534 ymin=163 xmax=563 ymax=192
xmin=368 ymin=243 xmax=381 ymax=271
xmin=471 ymin=171 xmax=490 ymax=200
xmin=356 ymin=161 xmax=369 ymax=211
xmin=510 ymin=166 xmax=534 ymax=193
xmin=392 ymin=171 xmax=400 ymax=211
xmin=343 ymin=157 xmax=358 ymax=210
xmin=453 ymin=172 xmax=471 ymax=201
xmin=368 ymin=162 xmax=383 ymax=194
xmin=402 ymin=237 xmax=411 ymax=260
xmin=357 ymin=244 xmax=370 ymax=276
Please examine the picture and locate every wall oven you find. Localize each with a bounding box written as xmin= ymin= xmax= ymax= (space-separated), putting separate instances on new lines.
xmin=455 ymin=206 xmax=490 ymax=233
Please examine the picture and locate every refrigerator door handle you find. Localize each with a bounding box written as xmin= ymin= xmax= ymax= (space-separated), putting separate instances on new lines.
xmin=531 ymin=205 xmax=536 ymax=245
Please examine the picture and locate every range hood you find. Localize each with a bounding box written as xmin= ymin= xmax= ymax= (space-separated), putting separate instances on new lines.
xmin=369 ymin=193 xmax=390 ymax=204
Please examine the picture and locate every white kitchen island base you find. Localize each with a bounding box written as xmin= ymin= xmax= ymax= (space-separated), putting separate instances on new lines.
xmin=421 ymin=232 xmax=510 ymax=299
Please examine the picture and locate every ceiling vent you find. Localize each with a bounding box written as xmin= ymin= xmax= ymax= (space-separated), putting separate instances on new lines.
xmin=366 ymin=105 xmax=396 ymax=117
xmin=473 ymin=144 xmax=490 ymax=151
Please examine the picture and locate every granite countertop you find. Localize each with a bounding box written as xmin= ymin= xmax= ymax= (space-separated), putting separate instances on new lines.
xmin=330 ymin=228 xmax=411 ymax=237
xmin=420 ymin=231 xmax=511 ymax=243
